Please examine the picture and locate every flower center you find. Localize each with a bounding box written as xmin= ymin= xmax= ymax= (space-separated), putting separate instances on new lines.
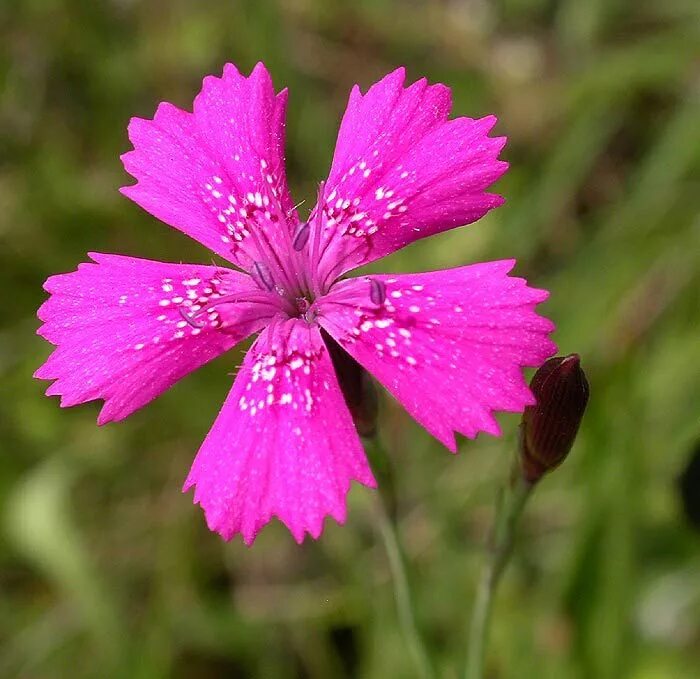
xmin=295 ymin=296 xmax=318 ymax=323
xmin=181 ymin=182 xmax=369 ymax=329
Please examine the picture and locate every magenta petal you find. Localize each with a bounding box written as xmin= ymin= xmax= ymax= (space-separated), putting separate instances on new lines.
xmin=35 ymin=253 xmax=276 ymax=423
xmin=184 ymin=319 xmax=376 ymax=545
xmin=312 ymin=68 xmax=508 ymax=282
xmin=318 ymin=261 xmax=556 ymax=450
xmin=121 ymin=62 xmax=295 ymax=270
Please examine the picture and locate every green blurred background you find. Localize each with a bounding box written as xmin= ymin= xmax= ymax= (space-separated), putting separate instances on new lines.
xmin=2 ymin=1 xmax=699 ymax=677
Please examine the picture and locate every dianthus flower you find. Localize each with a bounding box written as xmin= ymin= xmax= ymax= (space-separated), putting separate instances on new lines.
xmin=35 ymin=64 xmax=556 ymax=544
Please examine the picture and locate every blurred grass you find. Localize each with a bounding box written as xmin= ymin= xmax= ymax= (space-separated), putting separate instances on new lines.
xmin=1 ymin=0 xmax=700 ymax=677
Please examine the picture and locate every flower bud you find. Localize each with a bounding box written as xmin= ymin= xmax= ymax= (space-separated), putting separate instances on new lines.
xmin=323 ymin=331 xmax=379 ymax=438
xmin=519 ymin=354 xmax=589 ymax=483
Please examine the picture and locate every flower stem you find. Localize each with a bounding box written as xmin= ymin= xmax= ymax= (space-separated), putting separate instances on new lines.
xmin=370 ymin=438 xmax=435 ymax=679
xmin=465 ymin=471 xmax=533 ymax=679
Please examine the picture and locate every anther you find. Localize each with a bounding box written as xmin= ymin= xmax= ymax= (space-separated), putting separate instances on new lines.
xmin=252 ymin=261 xmax=274 ymax=292
xmin=369 ymin=279 xmax=386 ymax=305
xmin=178 ymin=305 xmax=206 ymax=329
xmin=292 ymin=222 xmax=311 ymax=251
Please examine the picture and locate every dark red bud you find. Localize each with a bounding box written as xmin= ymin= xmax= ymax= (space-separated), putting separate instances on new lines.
xmin=322 ymin=331 xmax=378 ymax=437
xmin=520 ymin=354 xmax=589 ymax=483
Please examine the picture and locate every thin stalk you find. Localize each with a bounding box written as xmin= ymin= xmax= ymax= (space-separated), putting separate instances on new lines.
xmin=370 ymin=438 xmax=435 ymax=679
xmin=465 ymin=472 xmax=533 ymax=679
xmin=309 ymin=181 xmax=326 ymax=297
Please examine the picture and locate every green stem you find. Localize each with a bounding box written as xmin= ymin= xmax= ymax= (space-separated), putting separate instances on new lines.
xmin=370 ymin=438 xmax=435 ymax=679
xmin=465 ymin=473 xmax=533 ymax=679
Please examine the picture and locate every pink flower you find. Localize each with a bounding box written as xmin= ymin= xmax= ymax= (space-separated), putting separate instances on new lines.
xmin=35 ymin=63 xmax=556 ymax=544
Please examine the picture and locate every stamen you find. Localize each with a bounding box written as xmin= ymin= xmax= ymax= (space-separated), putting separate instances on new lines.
xmin=252 ymin=261 xmax=274 ymax=291
xmin=369 ymin=279 xmax=386 ymax=305
xmin=292 ymin=222 xmax=311 ymax=251
xmin=177 ymin=290 xmax=292 ymax=327
xmin=309 ymin=181 xmax=326 ymax=296
xmin=289 ymin=199 xmax=306 ymax=216
xmin=252 ymin=171 xmax=303 ymax=295
xmin=318 ymin=229 xmax=371 ymax=292
xmin=304 ymin=306 xmax=318 ymax=324
xmin=179 ymin=305 xmax=206 ymax=328
xmin=239 ymin=179 xmax=299 ymax=296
